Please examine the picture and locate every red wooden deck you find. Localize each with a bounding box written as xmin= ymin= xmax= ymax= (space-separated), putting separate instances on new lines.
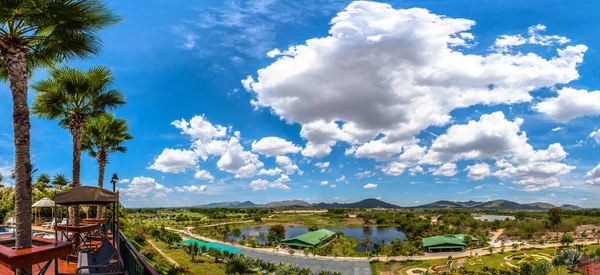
xmin=0 ymin=236 xmax=113 ymax=274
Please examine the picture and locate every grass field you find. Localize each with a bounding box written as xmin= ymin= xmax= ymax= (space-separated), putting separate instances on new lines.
xmin=152 ymin=239 xmax=228 ymax=274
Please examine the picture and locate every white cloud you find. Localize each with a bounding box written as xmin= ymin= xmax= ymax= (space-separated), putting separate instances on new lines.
xmin=171 ymin=115 xmax=229 ymax=161
xmin=217 ymin=137 xmax=264 ymax=178
xmin=314 ymin=162 xmax=330 ymax=168
xmin=244 ymin=1 xmax=586 ymax=159
xmin=422 ymin=111 xmax=574 ymax=190
xmin=251 ymin=137 xmax=301 ymax=157
xmin=474 ymin=185 xmax=482 ymax=190
xmin=302 ymin=185 xmax=309 ymax=188
xmin=552 ymin=127 xmax=563 ymax=132
xmin=276 ymin=174 xmax=290 ymax=183
xmin=430 ymin=163 xmax=458 ymax=177
xmin=250 ymin=179 xmax=269 ymax=191
xmin=335 ymin=175 xmax=346 ymax=182
xmin=118 ymin=179 xmax=130 ymax=184
xmin=275 ymin=156 xmax=302 ymax=175
xmin=148 ymin=148 xmax=197 ymax=173
xmin=534 ymin=88 xmax=600 ymax=122
xmin=590 ymin=130 xmax=600 ymax=144
xmin=267 ymin=48 xmax=282 ymax=58
xmin=398 ymin=144 xmax=426 ymax=162
xmin=194 ymin=170 xmax=214 ymax=182
xmin=250 ymin=175 xmax=291 ymax=191
xmin=354 ymin=140 xmax=405 ymax=161
xmin=585 ymin=164 xmax=600 ymax=186
xmin=121 ymin=176 xmax=173 ymax=200
xmin=172 ymin=115 xmax=227 ymax=143
xmin=382 ymin=162 xmax=407 ymax=176
xmin=465 ymin=163 xmax=491 ymax=180
xmin=363 ymin=183 xmax=378 ymax=189
xmin=320 ymin=181 xmax=329 ymax=186
xmin=258 ymin=167 xmax=284 ymax=176
xmin=330 ymin=184 xmax=337 ymax=188
xmin=493 ymin=24 xmax=570 ymax=51
xmin=355 ymin=170 xmax=375 ymax=179
xmin=409 ymin=165 xmax=424 ymax=176
xmin=175 ymin=185 xmax=207 ymax=194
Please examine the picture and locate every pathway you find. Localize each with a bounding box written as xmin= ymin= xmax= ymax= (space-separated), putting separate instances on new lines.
xmin=148 ymin=239 xmax=179 ymax=267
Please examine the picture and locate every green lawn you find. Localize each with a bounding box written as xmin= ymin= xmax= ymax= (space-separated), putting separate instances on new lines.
xmin=371 ymin=244 xmax=595 ymax=275
xmin=152 ymin=239 xmax=229 ymax=275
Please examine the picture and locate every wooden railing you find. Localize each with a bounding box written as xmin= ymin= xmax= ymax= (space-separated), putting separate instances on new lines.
xmin=117 ymin=229 xmax=159 ymax=275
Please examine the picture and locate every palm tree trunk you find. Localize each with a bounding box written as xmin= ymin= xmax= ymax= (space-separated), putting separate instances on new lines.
xmin=70 ymin=124 xmax=84 ymax=225
xmin=96 ymin=155 xmax=106 ymax=219
xmin=5 ymin=49 xmax=33 ymax=275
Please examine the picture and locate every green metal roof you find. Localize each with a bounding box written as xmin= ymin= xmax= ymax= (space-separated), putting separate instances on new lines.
xmin=422 ymin=234 xmax=476 ymax=248
xmin=280 ymin=229 xmax=335 ymax=248
xmin=450 ymin=234 xmax=479 ymax=242
xmin=426 ymin=245 xmax=466 ymax=249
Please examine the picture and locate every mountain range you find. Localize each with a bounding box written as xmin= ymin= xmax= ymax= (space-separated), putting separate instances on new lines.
xmin=417 ymin=200 xmax=581 ymax=210
xmin=193 ymin=198 xmax=582 ymax=210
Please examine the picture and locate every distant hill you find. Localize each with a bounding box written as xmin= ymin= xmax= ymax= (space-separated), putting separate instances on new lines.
xmin=200 ymin=201 xmax=243 ymax=208
xmin=192 ymin=198 xmax=578 ymax=211
xmin=417 ymin=199 xmax=574 ymax=210
xmin=523 ymin=202 xmax=555 ymax=209
xmin=265 ymin=200 xmax=311 ymax=208
xmin=418 ymin=200 xmax=467 ymax=209
xmin=458 ymin=200 xmax=481 ymax=207
xmin=561 ymin=204 xmax=583 ymax=210
xmin=237 ymin=201 xmax=257 ymax=207
xmin=314 ymin=198 xmax=400 ymax=209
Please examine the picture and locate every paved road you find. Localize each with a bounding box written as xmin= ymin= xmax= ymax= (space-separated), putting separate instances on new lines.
xmin=237 ymin=247 xmax=372 ymax=275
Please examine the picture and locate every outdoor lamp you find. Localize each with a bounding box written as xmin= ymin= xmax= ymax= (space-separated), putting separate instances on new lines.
xmin=111 ymin=174 xmax=118 ymax=192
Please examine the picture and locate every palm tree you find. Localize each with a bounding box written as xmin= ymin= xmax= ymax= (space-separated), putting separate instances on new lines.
xmin=32 ymin=66 xmax=125 ymax=224
xmin=50 ymin=174 xmax=70 ymax=190
xmin=225 ymin=254 xmax=253 ymax=274
xmin=81 ymin=113 xmax=132 ymax=218
xmin=560 ymin=249 xmax=583 ymax=272
xmin=0 ymin=2 xmax=119 ymax=272
xmin=532 ymin=260 xmax=553 ymax=275
xmin=181 ymin=242 xmax=200 ymax=262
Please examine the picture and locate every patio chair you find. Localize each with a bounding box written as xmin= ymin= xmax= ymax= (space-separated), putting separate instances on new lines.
xmin=76 ymin=238 xmax=123 ymax=274
xmin=41 ymin=220 xmax=55 ymax=229
xmin=58 ymin=218 xmax=67 ymax=226
xmin=32 ymin=232 xmax=46 ymax=238
xmin=0 ymin=232 xmax=12 ymax=239
xmin=4 ymin=217 xmax=15 ymax=225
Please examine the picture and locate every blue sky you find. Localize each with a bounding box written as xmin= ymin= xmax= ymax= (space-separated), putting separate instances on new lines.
xmin=2 ymin=0 xmax=600 ymax=208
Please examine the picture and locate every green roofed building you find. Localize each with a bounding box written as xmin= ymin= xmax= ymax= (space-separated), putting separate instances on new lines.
xmin=279 ymin=229 xmax=336 ymax=248
xmin=422 ymin=234 xmax=478 ymax=252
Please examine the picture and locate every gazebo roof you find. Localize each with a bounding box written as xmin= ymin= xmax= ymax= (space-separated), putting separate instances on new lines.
xmin=32 ymin=197 xmax=55 ymax=208
xmin=55 ymin=186 xmax=119 ymax=205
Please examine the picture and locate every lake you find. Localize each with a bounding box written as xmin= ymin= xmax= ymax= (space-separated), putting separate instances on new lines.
xmin=231 ymin=225 xmax=406 ymax=250
xmin=473 ymin=215 xmax=515 ymax=221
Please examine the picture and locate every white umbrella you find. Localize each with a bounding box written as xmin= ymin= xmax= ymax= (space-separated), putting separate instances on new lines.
xmin=32 ymin=198 xmax=55 ymax=224
xmin=32 ymin=197 xmax=55 ymax=208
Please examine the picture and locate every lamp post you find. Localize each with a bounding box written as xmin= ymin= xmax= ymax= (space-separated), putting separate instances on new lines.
xmin=111 ymin=174 xmax=118 ymax=192
xmin=110 ymin=174 xmax=118 ymax=242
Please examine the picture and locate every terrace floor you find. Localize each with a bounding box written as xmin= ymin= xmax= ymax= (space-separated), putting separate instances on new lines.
xmin=0 ymin=258 xmax=78 ymax=274
xmin=0 ymin=224 xmax=115 ymax=275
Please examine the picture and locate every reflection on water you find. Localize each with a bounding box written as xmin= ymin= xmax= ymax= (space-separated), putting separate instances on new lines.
xmin=231 ymin=225 xmax=406 ymax=250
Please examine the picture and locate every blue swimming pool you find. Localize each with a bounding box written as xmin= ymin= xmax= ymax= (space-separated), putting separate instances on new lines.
xmin=0 ymin=226 xmax=55 ymax=238
xmin=183 ymin=239 xmax=240 ymax=253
